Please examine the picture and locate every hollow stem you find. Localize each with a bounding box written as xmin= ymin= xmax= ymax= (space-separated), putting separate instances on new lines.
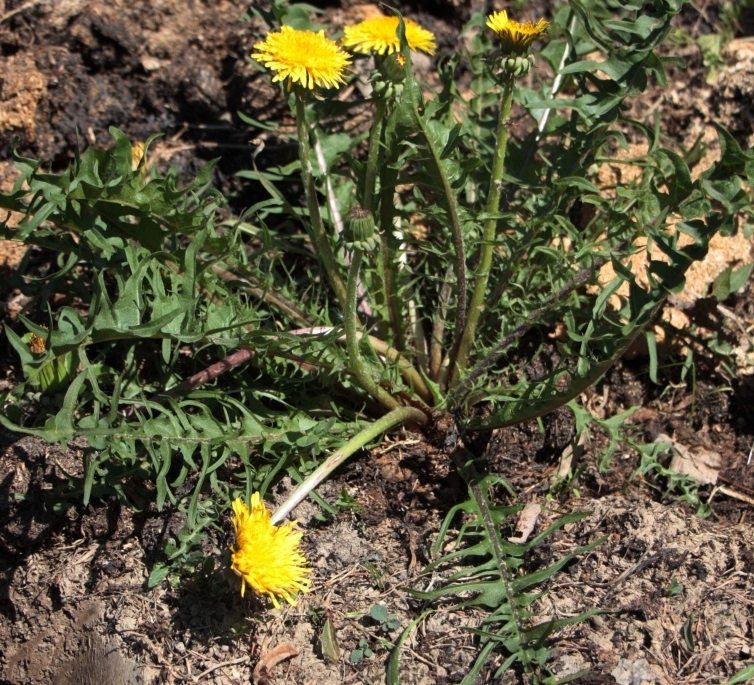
xmin=345 ymin=248 xmax=402 ymax=411
xmin=450 ymin=76 xmax=516 ymax=389
xmin=378 ymin=150 xmax=405 ymax=352
xmin=294 ymin=91 xmax=348 ymax=309
xmin=363 ymin=98 xmax=387 ymax=214
xmin=271 ymin=405 xmax=426 ymax=524
xmin=430 ymin=266 xmax=453 ymax=382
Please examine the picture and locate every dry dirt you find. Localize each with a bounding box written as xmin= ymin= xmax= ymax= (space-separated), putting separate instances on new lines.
xmin=1 ymin=1 xmax=754 ymax=684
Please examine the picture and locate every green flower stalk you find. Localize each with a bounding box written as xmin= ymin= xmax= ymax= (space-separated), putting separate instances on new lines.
xmin=450 ymin=75 xmax=515 ymax=389
xmin=344 ymin=16 xmax=436 ymax=350
xmin=450 ymin=12 xmax=549 ymax=389
xmin=344 ymin=207 xmax=402 ymax=411
xmin=343 ymin=13 xmax=434 ymax=211
xmin=363 ymin=98 xmax=388 ymax=214
xmin=271 ymin=405 xmax=426 ymax=524
xmin=252 ymin=26 xmax=352 ymax=308
xmin=294 ymin=92 xmax=348 ymax=308
xmin=362 ymin=54 xmax=406 ymax=212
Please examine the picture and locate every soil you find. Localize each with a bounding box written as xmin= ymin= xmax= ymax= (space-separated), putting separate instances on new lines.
xmin=1 ymin=1 xmax=754 ymax=684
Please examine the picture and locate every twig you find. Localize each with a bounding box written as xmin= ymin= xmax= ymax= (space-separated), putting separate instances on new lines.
xmin=0 ymin=0 xmax=44 ymax=24
xmin=156 ymin=348 xmax=256 ymax=398
xmin=535 ymin=13 xmax=577 ymax=139
xmin=602 ymin=548 xmax=677 ymax=594
xmin=125 ymin=322 xmax=431 ymax=418
xmin=717 ymin=303 xmax=754 ymax=349
xmin=408 ymin=293 xmax=428 ymax=373
xmin=211 ymin=264 xmax=311 ymax=326
xmin=192 ymin=656 xmax=249 ymax=682
xmin=714 ymin=485 xmax=754 ymax=508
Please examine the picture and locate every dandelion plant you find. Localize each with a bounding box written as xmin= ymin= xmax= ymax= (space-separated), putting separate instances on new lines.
xmin=1 ymin=0 xmax=752 ymax=680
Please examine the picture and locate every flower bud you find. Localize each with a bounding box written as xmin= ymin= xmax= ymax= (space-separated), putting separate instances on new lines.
xmin=381 ymin=53 xmax=407 ymax=84
xmin=371 ymin=53 xmax=407 ymax=101
xmin=345 ymin=205 xmax=380 ymax=252
xmin=501 ymin=55 xmax=532 ymax=78
xmin=131 ymin=142 xmax=146 ymax=171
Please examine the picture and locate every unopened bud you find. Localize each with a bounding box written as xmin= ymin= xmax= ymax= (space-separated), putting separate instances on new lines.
xmin=131 ymin=142 xmax=146 ymax=171
xmin=382 ymin=53 xmax=407 ymax=84
xmin=501 ymin=55 xmax=532 ymax=78
xmin=345 ymin=205 xmax=379 ymax=252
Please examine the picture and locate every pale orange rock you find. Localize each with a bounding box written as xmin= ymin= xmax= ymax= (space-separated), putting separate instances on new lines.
xmin=347 ymin=4 xmax=386 ymax=21
xmin=0 ymin=53 xmax=46 ymax=143
xmin=1 ymin=161 xmax=27 ymax=271
xmin=589 ymin=137 xmax=752 ymax=359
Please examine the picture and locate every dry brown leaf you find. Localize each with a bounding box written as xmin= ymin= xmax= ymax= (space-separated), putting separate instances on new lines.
xmin=657 ymin=433 xmax=721 ymax=485
xmin=508 ymin=502 xmax=542 ymax=543
xmin=252 ymin=643 xmax=299 ymax=685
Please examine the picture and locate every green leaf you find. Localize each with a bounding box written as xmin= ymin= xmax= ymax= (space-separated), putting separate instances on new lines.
xmin=653 ymin=148 xmax=693 ymax=205
xmin=726 ymin=664 xmax=754 ymax=684
xmin=682 ymin=613 xmax=696 ymax=652
xmin=386 ymin=610 xmax=432 ymax=685
xmin=709 ymin=122 xmax=754 ymax=176
xmin=369 ymin=604 xmax=389 ymax=622
xmin=553 ymin=177 xmax=601 ymax=194
xmin=322 ymin=617 xmax=341 ymax=663
xmin=712 ymin=263 xmax=754 ymax=301
xmin=147 ymin=562 xmax=172 ymax=588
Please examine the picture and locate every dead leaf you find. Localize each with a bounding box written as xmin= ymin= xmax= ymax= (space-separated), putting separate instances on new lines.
xmin=552 ymin=432 xmax=589 ymax=484
xmin=508 ymin=502 xmax=541 ymax=543
xmin=657 ymin=433 xmax=721 ymax=485
xmin=252 ymin=643 xmax=298 ymax=685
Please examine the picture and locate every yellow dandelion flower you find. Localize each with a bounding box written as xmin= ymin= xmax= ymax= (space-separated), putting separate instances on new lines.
xmin=230 ymin=494 xmax=312 ymax=608
xmin=251 ymin=25 xmax=351 ymax=90
xmin=486 ymin=11 xmax=549 ymax=54
xmin=343 ymin=16 xmax=436 ymax=56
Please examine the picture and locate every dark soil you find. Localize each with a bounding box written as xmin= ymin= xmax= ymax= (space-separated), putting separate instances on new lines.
xmin=1 ymin=1 xmax=754 ymax=684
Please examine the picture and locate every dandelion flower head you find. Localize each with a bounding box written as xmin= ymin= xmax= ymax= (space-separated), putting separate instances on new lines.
xmin=486 ymin=11 xmax=549 ymax=54
xmin=252 ymin=25 xmax=351 ymax=90
xmin=230 ymin=493 xmax=312 ymax=608
xmin=343 ymin=16 xmax=436 ymax=55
